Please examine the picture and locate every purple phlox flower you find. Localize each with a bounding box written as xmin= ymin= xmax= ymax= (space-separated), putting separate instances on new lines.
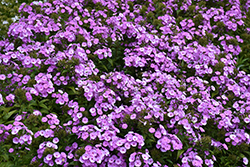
xmin=53 ymin=137 xmax=59 ymax=144
xmin=33 ymin=110 xmax=42 ymax=116
xmin=53 ymin=152 xmax=61 ymax=159
xmin=41 ymin=117 xmax=48 ymax=122
xmin=9 ymin=148 xmax=14 ymax=153
xmin=46 ymin=154 xmax=53 ymax=161
xmin=15 ymin=115 xmax=22 ymax=121
xmin=0 ymin=93 xmax=5 ymax=105
xmin=26 ymin=92 xmax=32 ymax=101
xmin=243 ymin=157 xmax=249 ymax=165
xmin=0 ymin=74 xmax=6 ymax=80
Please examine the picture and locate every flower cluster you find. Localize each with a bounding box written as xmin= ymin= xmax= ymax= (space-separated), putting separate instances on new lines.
xmin=181 ymin=150 xmax=204 ymax=167
xmin=103 ymin=153 xmax=126 ymax=167
xmin=156 ymin=134 xmax=183 ymax=152
xmin=128 ymin=151 xmax=155 ymax=167
xmin=78 ymin=145 xmax=109 ymax=165
xmin=33 ymin=73 xmax=55 ymax=97
xmin=0 ymin=0 xmax=249 ymax=166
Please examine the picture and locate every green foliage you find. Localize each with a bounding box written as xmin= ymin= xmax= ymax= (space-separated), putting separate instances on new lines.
xmin=212 ymin=143 xmax=250 ymax=166
xmin=237 ymin=32 xmax=250 ymax=73
xmin=198 ymin=37 xmax=209 ymax=46
xmin=75 ymin=146 xmax=86 ymax=157
xmin=139 ymin=5 xmax=148 ymax=14
xmin=0 ymin=106 xmax=16 ymax=125
xmin=193 ymin=14 xmax=204 ymax=27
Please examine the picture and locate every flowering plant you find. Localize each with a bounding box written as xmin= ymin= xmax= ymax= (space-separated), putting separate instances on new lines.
xmin=0 ymin=0 xmax=250 ymax=166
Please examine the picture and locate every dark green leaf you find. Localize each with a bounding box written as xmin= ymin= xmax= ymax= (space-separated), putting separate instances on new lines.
xmin=3 ymin=110 xmax=17 ymax=120
xmin=40 ymin=108 xmax=49 ymax=114
xmin=39 ymin=103 xmax=49 ymax=110
xmin=176 ymin=149 xmax=185 ymax=160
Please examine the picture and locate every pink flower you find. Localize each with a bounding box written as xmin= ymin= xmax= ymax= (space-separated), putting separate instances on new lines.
xmin=90 ymin=132 xmax=97 ymax=139
xmin=25 ymin=92 xmax=32 ymax=101
xmin=55 ymin=158 xmax=62 ymax=165
xmin=225 ymin=137 xmax=230 ymax=142
xmin=0 ymin=74 xmax=6 ymax=80
xmin=13 ymin=137 xmax=19 ymax=144
xmin=53 ymin=137 xmax=59 ymax=144
xmin=68 ymin=153 xmax=74 ymax=159
xmin=119 ymin=147 xmax=126 ymax=154
xmin=154 ymin=131 xmax=162 ymax=139
xmin=53 ymin=152 xmax=61 ymax=158
xmin=130 ymin=114 xmax=136 ymax=120
xmin=33 ymin=110 xmax=42 ymax=116
xmin=182 ymin=157 xmax=188 ymax=163
xmin=142 ymin=154 xmax=149 ymax=160
xmin=82 ymin=117 xmax=88 ymax=124
xmin=46 ymin=142 xmax=53 ymax=148
xmin=11 ymin=129 xmax=18 ymax=135
xmin=50 ymin=125 xmax=56 ymax=129
xmin=134 ymin=160 xmax=142 ymax=167
xmin=48 ymin=161 xmax=54 ymax=166
xmin=243 ymin=157 xmax=249 ymax=165
xmin=122 ymin=123 xmax=128 ymax=129
xmin=9 ymin=148 xmax=14 ymax=153
xmin=80 ymin=107 xmax=85 ymax=111
xmin=0 ymin=94 xmax=4 ymax=105
xmin=149 ymin=127 xmax=155 ymax=133
xmin=124 ymin=142 xmax=131 ymax=149
xmin=85 ymin=145 xmax=92 ymax=151
xmin=244 ymin=117 xmax=250 ymax=123
xmin=129 ymin=154 xmax=136 ymax=162
xmin=192 ymin=160 xmax=202 ymax=166
xmin=77 ymin=112 xmax=82 ymax=119
xmin=15 ymin=115 xmax=22 ymax=121
xmin=116 ymin=139 xmax=125 ymax=146
xmin=41 ymin=117 xmax=48 ymax=122
xmin=46 ymin=154 xmax=53 ymax=161
xmin=115 ymin=158 xmax=122 ymax=165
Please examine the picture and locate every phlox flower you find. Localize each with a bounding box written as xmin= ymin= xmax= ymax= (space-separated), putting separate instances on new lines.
xmin=243 ymin=157 xmax=249 ymax=165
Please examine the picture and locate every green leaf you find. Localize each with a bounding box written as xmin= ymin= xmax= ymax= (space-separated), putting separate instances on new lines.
xmin=39 ymin=103 xmax=49 ymax=110
xmin=166 ymin=158 xmax=173 ymax=164
xmin=176 ymin=149 xmax=185 ymax=160
xmin=243 ymin=151 xmax=250 ymax=156
xmin=238 ymin=64 xmax=245 ymax=69
xmin=4 ymin=120 xmax=15 ymax=124
xmin=239 ymin=153 xmax=246 ymax=158
xmin=176 ymin=9 xmax=181 ymax=16
xmin=13 ymin=104 xmax=20 ymax=108
xmin=0 ymin=106 xmax=14 ymax=113
xmin=68 ymin=91 xmax=76 ymax=96
xmin=39 ymin=99 xmax=50 ymax=104
xmin=40 ymin=108 xmax=49 ymax=114
xmin=224 ymin=162 xmax=231 ymax=166
xmin=107 ymin=58 xmax=113 ymax=66
xmin=29 ymin=100 xmax=38 ymax=107
xmin=0 ymin=161 xmax=14 ymax=167
xmin=3 ymin=110 xmax=17 ymax=121
xmin=68 ymin=86 xmax=80 ymax=95
xmin=62 ymin=69 xmax=69 ymax=75
xmin=211 ymin=90 xmax=219 ymax=98
xmin=1 ymin=154 xmax=9 ymax=161
xmin=68 ymin=161 xmax=78 ymax=165
xmin=102 ymin=64 xmax=109 ymax=72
